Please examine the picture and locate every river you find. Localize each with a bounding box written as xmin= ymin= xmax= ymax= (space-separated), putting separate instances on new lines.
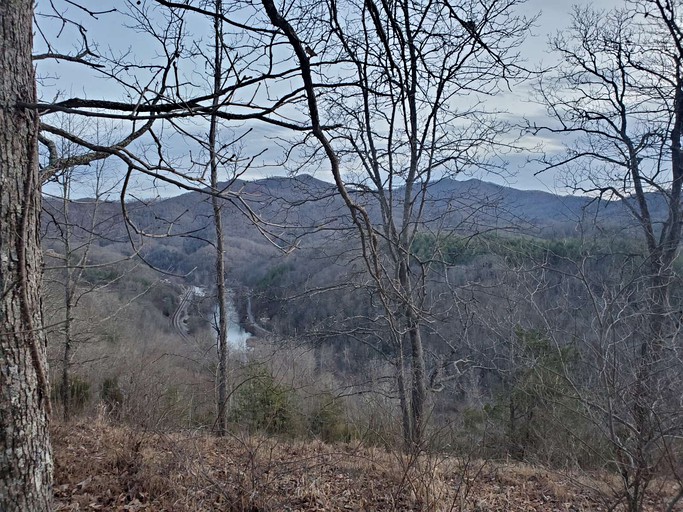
xmin=214 ymin=290 xmax=252 ymax=352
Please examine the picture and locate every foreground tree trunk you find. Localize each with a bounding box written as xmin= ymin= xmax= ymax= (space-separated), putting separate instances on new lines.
xmin=0 ymin=1 xmax=53 ymax=509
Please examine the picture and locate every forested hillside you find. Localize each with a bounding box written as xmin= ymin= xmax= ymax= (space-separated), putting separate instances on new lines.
xmin=41 ymin=175 xmax=683 ymax=510
xmin=3 ymin=0 xmax=683 ymax=510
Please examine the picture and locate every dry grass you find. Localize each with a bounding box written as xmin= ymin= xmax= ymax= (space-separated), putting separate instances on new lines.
xmin=52 ymin=421 xmax=681 ymax=511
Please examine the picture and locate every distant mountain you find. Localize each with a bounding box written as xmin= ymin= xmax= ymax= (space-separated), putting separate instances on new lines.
xmin=42 ymin=175 xmax=666 ymax=284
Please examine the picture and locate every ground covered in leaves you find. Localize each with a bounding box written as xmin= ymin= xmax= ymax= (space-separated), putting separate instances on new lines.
xmin=52 ymin=422 xmax=680 ymax=511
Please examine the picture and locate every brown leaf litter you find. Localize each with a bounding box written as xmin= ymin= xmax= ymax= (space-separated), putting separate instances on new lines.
xmin=51 ymin=422 xmax=681 ymax=511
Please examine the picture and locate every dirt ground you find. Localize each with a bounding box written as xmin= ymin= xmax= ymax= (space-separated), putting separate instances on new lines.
xmin=51 ymin=422 xmax=681 ymax=511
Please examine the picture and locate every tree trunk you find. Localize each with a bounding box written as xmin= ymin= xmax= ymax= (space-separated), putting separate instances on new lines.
xmin=396 ymin=343 xmax=412 ymax=447
xmin=210 ymin=0 xmax=229 ymax=437
xmin=398 ymin=258 xmax=427 ymax=450
xmin=61 ymin=177 xmax=73 ymax=422
xmin=0 ymin=1 xmax=53 ymax=509
xmin=212 ymin=171 xmax=228 ymax=437
xmin=407 ymin=314 xmax=426 ymax=449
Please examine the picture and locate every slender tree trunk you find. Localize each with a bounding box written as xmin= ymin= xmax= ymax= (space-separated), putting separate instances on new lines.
xmin=212 ymin=181 xmax=228 ymax=437
xmin=626 ymin=266 xmax=669 ymax=511
xmin=210 ymin=0 xmax=229 ymax=437
xmin=0 ymin=1 xmax=53 ymax=509
xmin=396 ymin=343 xmax=412 ymax=447
xmin=212 ymin=172 xmax=228 ymax=437
xmin=398 ymin=258 xmax=427 ymax=450
xmin=61 ymin=177 xmax=73 ymax=422
xmin=61 ymin=280 xmax=73 ymax=422
xmin=407 ymin=313 xmax=426 ymax=449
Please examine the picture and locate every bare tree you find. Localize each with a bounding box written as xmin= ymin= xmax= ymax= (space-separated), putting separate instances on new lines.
xmin=531 ymin=2 xmax=683 ymax=509
xmin=33 ymin=0 xmax=297 ymax=434
xmin=42 ymin=159 xmax=142 ymax=424
xmin=1 ymin=0 xmax=291 ymax=504
xmin=209 ymin=0 xmax=231 ymax=438
xmin=43 ymin=162 xmax=113 ymax=421
xmin=260 ymin=0 xmax=532 ymax=449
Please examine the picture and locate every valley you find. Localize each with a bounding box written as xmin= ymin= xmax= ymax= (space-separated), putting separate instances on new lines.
xmin=39 ymin=175 xmax=683 ymax=510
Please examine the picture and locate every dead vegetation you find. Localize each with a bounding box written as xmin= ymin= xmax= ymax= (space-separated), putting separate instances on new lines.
xmin=51 ymin=421 xmax=680 ymax=511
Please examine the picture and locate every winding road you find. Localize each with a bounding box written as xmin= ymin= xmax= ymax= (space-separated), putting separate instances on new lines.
xmin=245 ymin=293 xmax=271 ymax=338
xmin=171 ymin=287 xmax=193 ymax=341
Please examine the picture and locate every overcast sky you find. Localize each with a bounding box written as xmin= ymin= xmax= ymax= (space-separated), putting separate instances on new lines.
xmin=495 ymin=0 xmax=625 ymax=193
xmin=37 ymin=0 xmax=628 ymax=199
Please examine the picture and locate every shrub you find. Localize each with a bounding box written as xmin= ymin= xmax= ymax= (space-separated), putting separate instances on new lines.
xmin=234 ymin=363 xmax=299 ymax=435
xmin=52 ymin=374 xmax=91 ymax=415
xmin=101 ymin=377 xmax=124 ymax=418
xmin=480 ymin=327 xmax=606 ymax=467
xmin=308 ymin=393 xmax=351 ymax=443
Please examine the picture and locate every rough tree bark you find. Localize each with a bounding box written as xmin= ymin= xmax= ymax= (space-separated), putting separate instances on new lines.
xmin=0 ymin=0 xmax=53 ymax=509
